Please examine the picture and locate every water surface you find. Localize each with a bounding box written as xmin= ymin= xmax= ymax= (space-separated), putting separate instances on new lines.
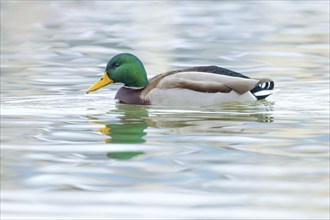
xmin=1 ymin=1 xmax=329 ymax=219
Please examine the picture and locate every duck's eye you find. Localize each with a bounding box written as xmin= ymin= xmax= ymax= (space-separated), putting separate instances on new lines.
xmin=113 ymin=62 xmax=120 ymax=68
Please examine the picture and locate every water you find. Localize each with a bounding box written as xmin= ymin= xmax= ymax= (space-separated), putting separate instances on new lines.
xmin=1 ymin=1 xmax=329 ymax=219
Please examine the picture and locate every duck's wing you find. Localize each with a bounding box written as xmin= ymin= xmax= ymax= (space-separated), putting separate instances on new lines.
xmin=183 ymin=66 xmax=275 ymax=99
xmin=146 ymin=66 xmax=248 ymax=83
xmin=142 ymin=71 xmax=273 ymax=98
xmin=170 ymin=65 xmax=250 ymax=79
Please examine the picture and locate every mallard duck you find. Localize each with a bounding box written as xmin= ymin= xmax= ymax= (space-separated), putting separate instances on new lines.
xmin=87 ymin=53 xmax=274 ymax=106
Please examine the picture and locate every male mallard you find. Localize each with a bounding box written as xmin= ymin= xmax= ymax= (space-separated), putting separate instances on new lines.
xmin=87 ymin=53 xmax=274 ymax=106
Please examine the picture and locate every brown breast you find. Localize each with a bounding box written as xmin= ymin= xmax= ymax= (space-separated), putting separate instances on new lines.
xmin=115 ymin=87 xmax=150 ymax=105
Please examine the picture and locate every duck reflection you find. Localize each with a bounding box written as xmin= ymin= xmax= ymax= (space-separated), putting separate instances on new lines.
xmin=88 ymin=102 xmax=274 ymax=160
xmin=88 ymin=104 xmax=149 ymax=160
xmin=94 ymin=104 xmax=149 ymax=143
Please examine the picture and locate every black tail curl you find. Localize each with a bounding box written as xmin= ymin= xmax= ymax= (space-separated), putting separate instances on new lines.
xmin=250 ymin=81 xmax=275 ymax=100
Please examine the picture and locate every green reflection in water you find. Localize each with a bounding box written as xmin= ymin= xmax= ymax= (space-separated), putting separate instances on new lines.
xmin=106 ymin=151 xmax=144 ymax=160
xmin=88 ymin=104 xmax=149 ymax=160
xmin=99 ymin=122 xmax=147 ymax=144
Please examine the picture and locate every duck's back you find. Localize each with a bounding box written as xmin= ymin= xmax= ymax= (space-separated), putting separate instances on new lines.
xmin=169 ymin=65 xmax=250 ymax=79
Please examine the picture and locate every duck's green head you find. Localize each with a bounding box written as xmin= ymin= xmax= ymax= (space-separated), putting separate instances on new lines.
xmin=87 ymin=53 xmax=148 ymax=93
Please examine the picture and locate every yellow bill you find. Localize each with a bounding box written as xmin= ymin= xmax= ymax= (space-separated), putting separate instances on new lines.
xmin=86 ymin=72 xmax=113 ymax=93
